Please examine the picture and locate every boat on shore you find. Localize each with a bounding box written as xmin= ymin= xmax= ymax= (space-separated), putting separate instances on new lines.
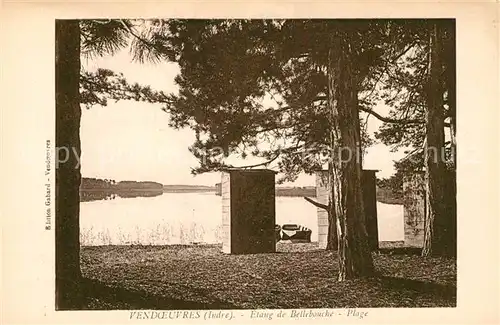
xmin=275 ymin=224 xmax=312 ymax=243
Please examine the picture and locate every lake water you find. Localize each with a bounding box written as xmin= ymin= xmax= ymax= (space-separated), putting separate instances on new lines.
xmin=80 ymin=192 xmax=404 ymax=246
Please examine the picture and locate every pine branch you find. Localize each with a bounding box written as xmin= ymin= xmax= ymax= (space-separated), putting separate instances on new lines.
xmin=358 ymin=105 xmax=424 ymax=125
xmin=303 ymin=196 xmax=329 ymax=211
xmin=233 ymin=152 xmax=281 ymax=169
xmin=314 ymin=95 xmax=426 ymax=125
xmin=118 ymin=19 xmax=169 ymax=63
xmin=359 ymin=105 xmax=450 ymax=127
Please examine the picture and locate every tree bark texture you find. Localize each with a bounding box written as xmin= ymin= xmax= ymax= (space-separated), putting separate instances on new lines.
xmin=443 ymin=20 xmax=457 ymax=258
xmin=422 ymin=22 xmax=450 ymax=257
xmin=327 ymin=31 xmax=374 ymax=281
xmin=55 ymin=19 xmax=83 ymax=309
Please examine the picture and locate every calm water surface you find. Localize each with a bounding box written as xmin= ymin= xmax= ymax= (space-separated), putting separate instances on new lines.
xmin=80 ymin=192 xmax=404 ymax=246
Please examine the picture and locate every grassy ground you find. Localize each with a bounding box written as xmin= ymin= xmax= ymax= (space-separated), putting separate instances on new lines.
xmin=80 ymin=242 xmax=456 ymax=310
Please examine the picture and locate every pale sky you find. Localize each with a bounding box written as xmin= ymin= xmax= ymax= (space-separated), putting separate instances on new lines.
xmin=80 ymin=48 xmax=407 ymax=186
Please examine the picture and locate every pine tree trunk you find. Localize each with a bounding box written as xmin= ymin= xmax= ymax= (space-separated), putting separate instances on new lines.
xmin=422 ymin=22 xmax=448 ymax=257
xmin=445 ymin=22 xmax=456 ymax=168
xmin=326 ymin=211 xmax=338 ymax=250
xmin=55 ymin=20 xmax=83 ymax=309
xmin=443 ymin=21 xmax=457 ymax=258
xmin=327 ymin=32 xmax=374 ymax=281
xmin=326 ymin=164 xmax=338 ymax=250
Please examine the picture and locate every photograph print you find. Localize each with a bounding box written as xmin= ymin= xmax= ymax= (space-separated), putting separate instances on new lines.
xmin=55 ymin=18 xmax=457 ymax=311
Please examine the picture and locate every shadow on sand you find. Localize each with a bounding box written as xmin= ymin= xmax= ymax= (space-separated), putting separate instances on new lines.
xmin=76 ymin=274 xmax=455 ymax=310
xmin=80 ymin=278 xmax=236 ymax=310
xmin=373 ymin=275 xmax=456 ymax=301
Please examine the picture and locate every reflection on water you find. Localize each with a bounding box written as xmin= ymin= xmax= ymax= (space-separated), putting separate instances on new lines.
xmin=80 ymin=192 xmax=404 ymax=246
xmin=80 ymin=190 xmax=163 ymax=202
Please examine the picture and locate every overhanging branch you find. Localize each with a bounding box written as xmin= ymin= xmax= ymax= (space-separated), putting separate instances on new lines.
xmin=358 ymin=106 xmax=424 ymax=125
xmin=313 ymin=95 xmax=450 ymax=127
xmin=233 ymin=152 xmax=281 ymax=169
xmin=303 ymin=196 xmax=329 ymax=211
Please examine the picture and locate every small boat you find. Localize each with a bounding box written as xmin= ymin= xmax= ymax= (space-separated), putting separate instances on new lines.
xmin=277 ymin=224 xmax=312 ymax=243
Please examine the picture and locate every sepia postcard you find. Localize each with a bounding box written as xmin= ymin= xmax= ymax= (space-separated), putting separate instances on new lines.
xmin=1 ymin=1 xmax=499 ymax=324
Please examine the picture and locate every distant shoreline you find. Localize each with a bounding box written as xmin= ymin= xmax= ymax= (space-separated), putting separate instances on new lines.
xmin=79 ymin=188 xmax=403 ymax=205
xmin=80 ymin=188 xmax=216 ymax=193
xmin=80 ymin=177 xmax=402 ymax=204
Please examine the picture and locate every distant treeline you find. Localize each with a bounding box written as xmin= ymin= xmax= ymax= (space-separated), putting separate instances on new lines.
xmin=81 ymin=178 xmax=163 ymax=191
xmin=214 ymin=182 xmax=401 ymax=204
xmin=214 ymin=183 xmax=316 ymax=197
xmin=80 ymin=178 xmax=164 ymax=202
xmin=80 ymin=178 xmax=219 ymax=202
xmin=163 ymin=185 xmax=215 ymax=193
xmin=276 ymin=187 xmax=316 ymax=197
xmin=80 ymin=178 xmax=403 ymax=204
xmin=276 ymin=184 xmax=402 ymax=204
xmin=375 ymin=186 xmax=403 ymax=205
